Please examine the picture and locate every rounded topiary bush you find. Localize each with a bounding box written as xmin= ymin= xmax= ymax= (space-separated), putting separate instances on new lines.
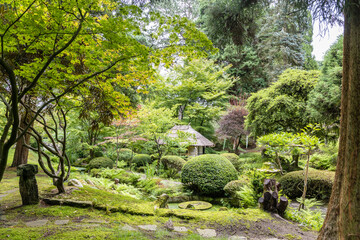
xmin=94 ymin=150 xmax=104 ymax=158
xmin=161 ymin=155 xmax=186 ymax=171
xmin=181 ymin=154 xmax=238 ymax=196
xmin=88 ymin=157 xmax=113 ymax=170
xmin=279 ymin=169 xmax=335 ymax=200
xmin=223 ymin=179 xmax=249 ymax=196
xmin=132 ymin=154 xmax=152 ymax=167
xmin=221 ymin=153 xmax=241 ymax=171
xmin=118 ymin=148 xmax=134 ymax=162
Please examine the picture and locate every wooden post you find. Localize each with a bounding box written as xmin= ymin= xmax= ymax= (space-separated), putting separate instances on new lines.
xmin=259 ymin=178 xmax=288 ymax=216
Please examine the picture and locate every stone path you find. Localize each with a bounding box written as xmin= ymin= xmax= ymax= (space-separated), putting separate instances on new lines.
xmin=25 ymin=219 xmax=49 ymax=227
xmin=197 ymin=228 xmax=217 ymax=238
xmin=0 ymin=189 xmax=18 ymax=201
xmin=138 ymin=224 xmax=157 ymax=231
xmin=0 ymin=217 xmax=285 ymax=239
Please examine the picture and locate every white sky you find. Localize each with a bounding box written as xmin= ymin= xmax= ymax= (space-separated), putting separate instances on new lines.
xmin=312 ymin=19 xmax=343 ymax=61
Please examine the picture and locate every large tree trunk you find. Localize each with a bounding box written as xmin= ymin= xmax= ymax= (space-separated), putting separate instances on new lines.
xmin=11 ymin=113 xmax=32 ymax=167
xmin=318 ymin=2 xmax=360 ymax=239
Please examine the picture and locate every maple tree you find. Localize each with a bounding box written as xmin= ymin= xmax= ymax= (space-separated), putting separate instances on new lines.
xmin=0 ymin=0 xmax=214 ymax=185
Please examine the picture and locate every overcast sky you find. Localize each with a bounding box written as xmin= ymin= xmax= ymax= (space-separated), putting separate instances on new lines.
xmin=312 ymin=19 xmax=343 ymax=61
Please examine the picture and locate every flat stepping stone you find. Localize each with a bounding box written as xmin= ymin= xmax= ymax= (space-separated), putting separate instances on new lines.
xmin=138 ymin=225 xmax=157 ymax=231
xmin=83 ymin=219 xmax=108 ymax=224
xmin=76 ymin=224 xmax=100 ymax=228
xmin=197 ymin=228 xmax=217 ymax=238
xmin=179 ymin=201 xmax=212 ymax=210
xmin=174 ymin=226 xmax=188 ymax=232
xmin=228 ymin=236 xmax=247 ymax=240
xmin=25 ymin=219 xmax=48 ymax=227
xmin=121 ymin=224 xmax=137 ymax=231
xmin=54 ymin=220 xmax=69 ymax=225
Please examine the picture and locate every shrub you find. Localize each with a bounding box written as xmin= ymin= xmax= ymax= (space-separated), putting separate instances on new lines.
xmin=309 ymin=153 xmax=337 ymax=170
xmin=223 ymin=179 xmax=249 ymax=196
xmin=94 ymin=150 xmax=104 ymax=158
xmin=279 ymin=169 xmax=335 ymax=200
xmin=161 ymin=155 xmax=186 ymax=172
xmin=181 ymin=154 xmax=238 ymax=196
xmin=221 ymin=153 xmax=241 ymax=171
xmin=236 ymin=153 xmax=264 ymax=172
xmin=88 ymin=157 xmax=113 ymax=170
xmin=133 ymin=154 xmax=152 ymax=167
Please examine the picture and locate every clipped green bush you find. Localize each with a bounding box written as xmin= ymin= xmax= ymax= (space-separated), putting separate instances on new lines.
xmin=132 ymin=154 xmax=152 ymax=167
xmin=94 ymin=150 xmax=104 ymax=158
xmin=161 ymin=155 xmax=186 ymax=172
xmin=88 ymin=157 xmax=113 ymax=170
xmin=223 ymin=179 xmax=248 ymax=196
xmin=279 ymin=169 xmax=335 ymax=200
xmin=221 ymin=153 xmax=241 ymax=171
xmin=181 ymin=154 xmax=238 ymax=196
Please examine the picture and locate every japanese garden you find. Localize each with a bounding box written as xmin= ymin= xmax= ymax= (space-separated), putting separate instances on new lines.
xmin=0 ymin=0 xmax=359 ymax=239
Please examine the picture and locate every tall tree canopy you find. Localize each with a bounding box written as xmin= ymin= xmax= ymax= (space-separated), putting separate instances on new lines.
xmin=246 ymin=69 xmax=320 ymax=136
xmin=0 ymin=0 xmax=214 ymax=182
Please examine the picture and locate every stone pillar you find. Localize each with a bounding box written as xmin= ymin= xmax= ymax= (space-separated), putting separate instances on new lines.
xmin=17 ymin=164 xmax=39 ymax=205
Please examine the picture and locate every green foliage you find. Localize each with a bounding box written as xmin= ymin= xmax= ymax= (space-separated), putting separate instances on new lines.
xmin=279 ymin=169 xmax=335 ymax=200
xmin=89 ymin=165 xmax=140 ymax=185
xmin=256 ymin=2 xmax=313 ymax=81
xmin=112 ymin=148 xmax=134 ymax=164
xmin=246 ymin=69 xmax=320 ymax=136
xmin=236 ymin=185 xmax=257 ymax=208
xmin=133 ymin=154 xmax=152 ymax=168
xmin=152 ymin=58 xmax=233 ymax=140
xmin=309 ymin=153 xmax=336 ymax=170
xmin=236 ymin=153 xmax=264 ymax=172
xmin=181 ymin=154 xmax=238 ymax=196
xmin=285 ymin=198 xmax=324 ymax=231
xmin=88 ymin=157 xmax=114 ymax=170
xmin=94 ymin=151 xmax=104 ymax=158
xmin=246 ymin=170 xmax=274 ymax=200
xmin=306 ymin=36 xmax=343 ymax=135
xmin=223 ymin=179 xmax=249 ymax=196
xmin=220 ymin=153 xmax=241 ymax=171
xmin=160 ymin=155 xmax=186 ymax=172
xmin=145 ymin=161 xmax=157 ymax=179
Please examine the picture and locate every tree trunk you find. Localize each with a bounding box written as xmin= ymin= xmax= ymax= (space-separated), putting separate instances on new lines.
xmin=291 ymin=153 xmax=299 ymax=168
xmin=318 ymin=2 xmax=360 ymax=239
xmin=11 ymin=113 xmax=32 ymax=167
xmin=54 ymin=178 xmax=65 ymax=194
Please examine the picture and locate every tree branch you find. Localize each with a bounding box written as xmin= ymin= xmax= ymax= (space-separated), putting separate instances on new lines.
xmin=1 ymin=0 xmax=37 ymax=60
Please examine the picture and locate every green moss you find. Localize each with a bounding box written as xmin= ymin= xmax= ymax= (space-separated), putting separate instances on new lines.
xmin=156 ymin=207 xmax=270 ymax=225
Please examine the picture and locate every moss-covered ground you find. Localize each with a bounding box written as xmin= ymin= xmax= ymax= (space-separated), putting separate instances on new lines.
xmin=0 ymin=152 xmax=318 ymax=240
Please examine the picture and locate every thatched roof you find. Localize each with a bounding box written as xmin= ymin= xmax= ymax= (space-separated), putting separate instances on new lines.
xmin=162 ymin=125 xmax=214 ymax=147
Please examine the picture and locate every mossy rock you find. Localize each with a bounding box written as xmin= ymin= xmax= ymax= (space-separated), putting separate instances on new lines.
xmin=88 ymin=157 xmax=113 ymax=170
xmin=161 ymin=155 xmax=186 ymax=171
xmin=279 ymin=169 xmax=335 ymax=200
xmin=178 ymin=201 xmax=212 ymax=210
xmin=181 ymin=154 xmax=238 ymax=196
xmin=220 ymin=153 xmax=241 ymax=171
